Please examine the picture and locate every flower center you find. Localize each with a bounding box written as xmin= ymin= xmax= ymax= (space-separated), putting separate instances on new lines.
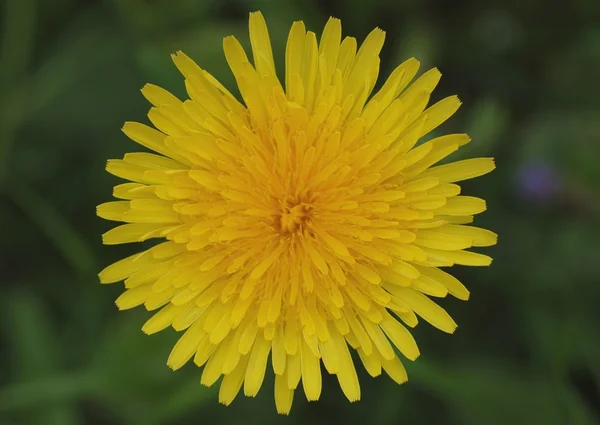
xmin=277 ymin=202 xmax=312 ymax=234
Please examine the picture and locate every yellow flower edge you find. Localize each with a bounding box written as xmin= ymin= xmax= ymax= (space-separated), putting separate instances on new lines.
xmin=97 ymin=11 xmax=496 ymax=414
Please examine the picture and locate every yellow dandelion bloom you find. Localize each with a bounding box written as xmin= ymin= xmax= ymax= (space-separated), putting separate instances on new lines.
xmin=97 ymin=11 xmax=496 ymax=414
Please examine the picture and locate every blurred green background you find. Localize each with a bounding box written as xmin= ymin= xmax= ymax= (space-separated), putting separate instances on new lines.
xmin=1 ymin=0 xmax=600 ymax=424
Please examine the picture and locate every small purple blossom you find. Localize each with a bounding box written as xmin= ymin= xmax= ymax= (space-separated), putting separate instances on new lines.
xmin=517 ymin=162 xmax=561 ymax=202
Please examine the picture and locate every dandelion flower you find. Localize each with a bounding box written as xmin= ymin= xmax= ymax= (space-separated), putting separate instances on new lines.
xmin=97 ymin=11 xmax=497 ymax=414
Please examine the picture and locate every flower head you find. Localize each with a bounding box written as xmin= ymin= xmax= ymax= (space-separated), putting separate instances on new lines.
xmin=98 ymin=11 xmax=496 ymax=414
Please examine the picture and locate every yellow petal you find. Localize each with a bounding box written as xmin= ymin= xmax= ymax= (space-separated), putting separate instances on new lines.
xmin=380 ymin=313 xmax=420 ymax=360
xmin=285 ymin=21 xmax=306 ymax=100
xmin=249 ymin=11 xmax=276 ymax=78
xmin=122 ymin=122 xmax=187 ymax=164
xmin=300 ymin=337 xmax=321 ymax=401
xmin=419 ymin=95 xmax=462 ymax=136
xmin=201 ymin=340 xmax=228 ymax=387
xmin=219 ymin=356 xmax=249 ymax=406
xmin=106 ymin=160 xmax=148 ymax=183
xmin=337 ymin=36 xmax=357 ymax=78
xmin=274 ymin=372 xmax=294 ymax=414
xmin=414 ymin=229 xmax=474 ymax=251
xmin=97 ymin=201 xmax=129 ymax=221
xmin=303 ymin=31 xmax=319 ymax=110
xmin=331 ymin=326 xmax=361 ymax=401
xmin=194 ymin=337 xmax=216 ymax=368
xmin=124 ymin=152 xmax=183 ymax=170
xmin=167 ymin=320 xmax=206 ymax=370
xmin=397 ymin=67 xmax=441 ymax=107
xmin=400 ymin=177 xmax=439 ymax=192
xmin=102 ymin=223 xmax=166 ymax=245
xmin=425 ymin=248 xmax=493 ymax=267
xmin=396 ymin=310 xmax=419 ymax=328
xmin=344 ymin=309 xmax=373 ymax=355
xmin=411 ymin=276 xmax=448 ymax=298
xmin=435 ymin=224 xmax=498 ymax=247
xmin=416 ymin=266 xmax=470 ymax=300
xmin=354 ymin=263 xmax=381 ymax=285
xmin=112 ymin=183 xmax=154 ymax=200
xmin=142 ymin=304 xmax=181 ymax=334
xmin=360 ymin=317 xmax=395 ymax=360
xmin=272 ymin=324 xmax=287 ymax=375
xmin=391 ymin=287 xmax=457 ymax=333
xmin=115 ymin=285 xmax=151 ymax=310
xmin=421 ymin=158 xmax=495 ymax=183
xmin=287 ymin=351 xmax=302 ymax=389
xmin=99 ymin=251 xmax=154 ymax=283
xmin=344 ymin=28 xmax=385 ymax=98
xmin=244 ymin=333 xmax=271 ymax=397
xmin=357 ymin=347 xmax=381 ymax=377
xmin=436 ymin=196 xmax=487 ymax=216
xmin=318 ymin=17 xmax=342 ymax=86
xmin=141 ymin=83 xmax=181 ymax=106
xmin=380 ymin=354 xmax=408 ymax=385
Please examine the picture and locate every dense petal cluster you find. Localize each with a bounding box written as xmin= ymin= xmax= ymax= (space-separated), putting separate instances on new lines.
xmin=98 ymin=12 xmax=496 ymax=414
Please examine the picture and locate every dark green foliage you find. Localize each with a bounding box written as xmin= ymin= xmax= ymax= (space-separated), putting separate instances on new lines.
xmin=1 ymin=0 xmax=599 ymax=423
